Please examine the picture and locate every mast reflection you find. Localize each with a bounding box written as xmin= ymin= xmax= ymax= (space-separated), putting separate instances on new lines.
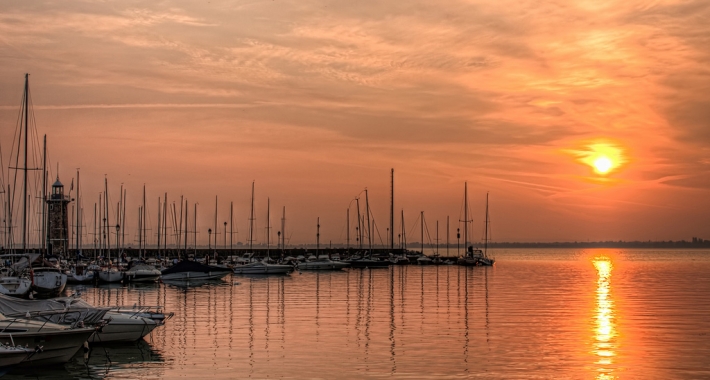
xmin=593 ymin=257 xmax=617 ymax=379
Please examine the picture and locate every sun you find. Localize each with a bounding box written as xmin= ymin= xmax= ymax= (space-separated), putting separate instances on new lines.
xmin=565 ymin=140 xmax=627 ymax=177
xmin=593 ymin=156 xmax=613 ymax=174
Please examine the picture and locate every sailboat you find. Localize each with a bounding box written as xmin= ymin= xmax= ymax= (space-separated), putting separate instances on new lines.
xmin=346 ymin=189 xmax=389 ymax=268
xmin=98 ymin=178 xmax=123 ymax=283
xmin=0 ymin=75 xmax=42 ymax=298
xmin=233 ymin=190 xmax=294 ymax=275
xmin=124 ymin=185 xmax=161 ymax=282
xmin=457 ymin=186 xmax=495 ymax=266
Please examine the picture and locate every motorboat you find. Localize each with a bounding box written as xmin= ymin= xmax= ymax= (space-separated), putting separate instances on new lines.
xmin=89 ymin=311 xmax=159 ymax=343
xmin=161 ymin=260 xmax=232 ymax=281
xmin=299 ymin=258 xmax=350 ymax=270
xmin=109 ymin=305 xmax=174 ymax=326
xmin=0 ymin=295 xmax=160 ymax=344
xmin=233 ymin=261 xmax=294 ymax=275
xmin=123 ymin=261 xmax=161 ymax=283
xmin=0 ymin=315 xmax=95 ymax=365
xmin=31 ymin=266 xmax=67 ymax=298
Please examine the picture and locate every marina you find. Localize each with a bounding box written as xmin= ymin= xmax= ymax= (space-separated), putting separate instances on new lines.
xmin=0 ymin=248 xmax=708 ymax=378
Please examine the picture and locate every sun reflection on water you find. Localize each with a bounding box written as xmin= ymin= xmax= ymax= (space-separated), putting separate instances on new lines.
xmin=593 ymin=257 xmax=617 ymax=379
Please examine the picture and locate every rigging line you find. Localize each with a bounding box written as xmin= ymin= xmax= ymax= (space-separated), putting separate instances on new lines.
xmin=406 ymin=213 xmax=420 ymax=242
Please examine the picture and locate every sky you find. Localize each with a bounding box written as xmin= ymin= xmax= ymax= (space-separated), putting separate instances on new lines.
xmin=0 ymin=0 xmax=709 ymax=248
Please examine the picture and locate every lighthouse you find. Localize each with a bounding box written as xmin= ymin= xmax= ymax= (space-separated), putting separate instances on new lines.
xmin=47 ymin=176 xmax=71 ymax=256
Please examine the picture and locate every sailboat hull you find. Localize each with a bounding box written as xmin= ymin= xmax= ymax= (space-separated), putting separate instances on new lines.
xmin=98 ymin=270 xmax=123 ymax=283
xmin=0 ymin=277 xmax=32 ymax=298
xmin=32 ymin=270 xmax=68 ymax=297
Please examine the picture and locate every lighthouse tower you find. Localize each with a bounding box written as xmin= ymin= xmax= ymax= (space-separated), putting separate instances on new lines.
xmin=47 ymin=176 xmax=71 ymax=256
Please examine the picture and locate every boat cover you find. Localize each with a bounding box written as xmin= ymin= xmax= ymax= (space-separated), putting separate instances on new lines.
xmin=0 ymin=294 xmax=108 ymax=325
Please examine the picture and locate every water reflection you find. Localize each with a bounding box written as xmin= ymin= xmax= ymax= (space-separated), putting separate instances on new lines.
xmin=593 ymin=257 xmax=617 ymax=379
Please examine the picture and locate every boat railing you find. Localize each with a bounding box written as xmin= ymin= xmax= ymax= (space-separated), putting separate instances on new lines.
xmin=5 ymin=308 xmax=110 ymax=328
xmin=110 ymin=305 xmax=175 ymax=322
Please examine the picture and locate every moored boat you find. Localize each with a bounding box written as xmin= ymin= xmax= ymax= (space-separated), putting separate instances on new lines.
xmin=0 ymin=316 xmax=95 ymax=365
xmin=161 ymin=260 xmax=232 ymax=281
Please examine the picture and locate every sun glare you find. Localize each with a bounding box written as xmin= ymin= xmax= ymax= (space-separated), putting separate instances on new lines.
xmin=567 ymin=141 xmax=626 ymax=177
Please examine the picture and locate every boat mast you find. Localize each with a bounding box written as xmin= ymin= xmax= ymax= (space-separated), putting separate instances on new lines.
xmin=21 ymin=74 xmax=29 ymax=254
xmin=316 ymin=216 xmax=320 ymax=258
xmin=157 ymin=196 xmax=161 ymax=258
xmin=266 ymin=198 xmax=270 ymax=260
xmin=99 ymin=192 xmax=102 ymax=256
xmin=104 ymin=177 xmax=110 ymax=261
xmin=355 ymin=197 xmax=362 ymax=250
xmin=249 ymin=181 xmax=254 ymax=252
xmin=346 ymin=207 xmax=350 ymax=249
xmin=484 ymin=192 xmax=489 ymax=258
xmin=138 ymin=206 xmax=142 ymax=257
xmin=183 ymin=199 xmax=188 ymax=258
xmin=214 ymin=196 xmax=218 ymax=255
xmin=41 ymin=135 xmax=47 ymax=254
xmin=230 ymin=201 xmax=233 ymax=256
xmin=281 ymin=206 xmax=286 ymax=252
xmin=193 ymin=202 xmax=197 ymax=255
xmin=93 ymin=202 xmax=97 ymax=259
xmin=390 ymin=168 xmax=394 ymax=253
xmin=75 ymin=169 xmax=80 ymax=256
xmin=463 ymin=182 xmax=468 ymax=253
xmin=163 ymin=193 xmax=167 ymax=252
xmin=122 ymin=188 xmax=126 ymax=250
xmin=143 ymin=184 xmax=146 ymax=259
xmin=365 ymin=189 xmax=372 ymax=258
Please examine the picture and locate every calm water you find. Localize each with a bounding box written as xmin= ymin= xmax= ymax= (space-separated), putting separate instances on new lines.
xmin=6 ymin=249 xmax=710 ymax=379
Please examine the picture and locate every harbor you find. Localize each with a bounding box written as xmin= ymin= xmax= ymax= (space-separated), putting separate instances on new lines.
xmin=2 ymin=249 xmax=710 ymax=379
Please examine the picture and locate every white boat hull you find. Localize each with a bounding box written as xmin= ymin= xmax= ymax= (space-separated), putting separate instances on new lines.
xmin=32 ymin=270 xmax=67 ymax=297
xmin=0 ymin=277 xmax=32 ymax=298
xmin=0 ymin=328 xmax=95 ymax=366
xmin=124 ymin=267 xmax=161 ymax=283
xmin=98 ymin=270 xmax=123 ymax=283
xmin=90 ymin=312 xmax=158 ymax=343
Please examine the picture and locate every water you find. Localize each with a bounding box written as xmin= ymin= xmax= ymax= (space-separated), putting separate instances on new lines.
xmin=6 ymin=249 xmax=710 ymax=379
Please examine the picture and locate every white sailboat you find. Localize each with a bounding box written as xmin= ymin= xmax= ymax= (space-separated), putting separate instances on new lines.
xmin=0 ymin=75 xmax=34 ymax=298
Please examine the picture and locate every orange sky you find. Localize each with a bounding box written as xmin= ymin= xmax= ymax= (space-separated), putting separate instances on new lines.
xmin=1 ymin=0 xmax=709 ymax=247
